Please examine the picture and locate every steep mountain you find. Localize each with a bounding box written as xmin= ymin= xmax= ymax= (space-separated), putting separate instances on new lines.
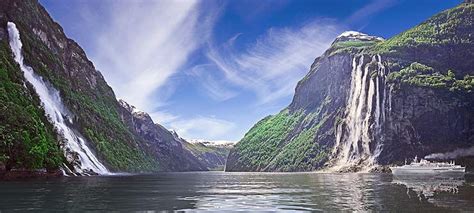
xmin=117 ymin=100 xmax=208 ymax=171
xmin=184 ymin=140 xmax=233 ymax=170
xmin=118 ymin=99 xmax=231 ymax=170
xmin=0 ymin=0 xmax=208 ymax=176
xmin=226 ymin=2 xmax=474 ymax=172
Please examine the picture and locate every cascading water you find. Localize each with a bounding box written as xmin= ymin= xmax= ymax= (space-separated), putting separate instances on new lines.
xmin=7 ymin=22 xmax=109 ymax=175
xmin=331 ymin=54 xmax=389 ymax=171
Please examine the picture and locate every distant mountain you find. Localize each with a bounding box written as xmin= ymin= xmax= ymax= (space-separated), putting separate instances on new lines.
xmin=188 ymin=139 xmax=235 ymax=147
xmin=226 ymin=2 xmax=474 ymax=172
xmin=117 ymin=100 xmax=209 ymax=172
xmin=184 ymin=140 xmax=233 ymax=171
xmin=0 ymin=0 xmax=211 ymax=176
xmin=118 ymin=100 xmax=232 ymax=171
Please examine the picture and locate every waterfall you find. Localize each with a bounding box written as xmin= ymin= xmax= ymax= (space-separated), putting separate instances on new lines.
xmin=331 ymin=54 xmax=389 ymax=171
xmin=7 ymin=22 xmax=109 ymax=175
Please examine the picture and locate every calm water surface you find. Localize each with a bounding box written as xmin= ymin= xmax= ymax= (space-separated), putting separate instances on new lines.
xmin=1 ymin=172 xmax=473 ymax=211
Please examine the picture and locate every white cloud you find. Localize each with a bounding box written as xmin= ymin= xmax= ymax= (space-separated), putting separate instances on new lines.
xmin=188 ymin=64 xmax=238 ymax=101
xmin=206 ymin=20 xmax=342 ymax=105
xmin=168 ymin=116 xmax=237 ymax=141
xmin=149 ymin=111 xmax=179 ymax=125
xmin=147 ymin=108 xmax=236 ymax=141
xmin=86 ymin=0 xmax=218 ymax=112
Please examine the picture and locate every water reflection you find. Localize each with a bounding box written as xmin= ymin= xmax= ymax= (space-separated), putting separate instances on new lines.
xmin=181 ymin=173 xmax=319 ymax=211
xmin=392 ymin=173 xmax=474 ymax=211
xmin=181 ymin=172 xmax=431 ymax=211
xmin=393 ymin=174 xmax=464 ymax=198
xmin=0 ymin=172 xmax=473 ymax=211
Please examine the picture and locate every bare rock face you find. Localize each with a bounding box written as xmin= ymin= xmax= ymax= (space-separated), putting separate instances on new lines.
xmin=379 ymin=85 xmax=474 ymax=165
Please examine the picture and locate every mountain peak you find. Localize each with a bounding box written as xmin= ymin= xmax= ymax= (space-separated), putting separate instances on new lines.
xmin=117 ymin=99 xmax=144 ymax=114
xmin=333 ymin=31 xmax=384 ymax=44
xmin=188 ymin=139 xmax=236 ymax=146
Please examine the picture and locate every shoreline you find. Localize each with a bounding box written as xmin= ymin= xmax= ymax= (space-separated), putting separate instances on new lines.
xmin=0 ymin=169 xmax=63 ymax=180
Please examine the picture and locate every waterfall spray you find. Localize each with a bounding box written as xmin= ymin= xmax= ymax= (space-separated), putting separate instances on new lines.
xmin=7 ymin=22 xmax=109 ymax=175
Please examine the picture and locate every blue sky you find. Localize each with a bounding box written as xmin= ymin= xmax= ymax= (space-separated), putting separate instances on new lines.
xmin=40 ymin=0 xmax=461 ymax=142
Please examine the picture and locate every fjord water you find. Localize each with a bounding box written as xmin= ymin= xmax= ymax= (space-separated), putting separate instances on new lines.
xmin=1 ymin=172 xmax=473 ymax=211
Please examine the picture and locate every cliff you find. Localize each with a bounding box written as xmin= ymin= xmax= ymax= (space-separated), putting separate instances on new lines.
xmin=226 ymin=2 xmax=474 ymax=172
xmin=0 ymin=0 xmax=209 ymax=175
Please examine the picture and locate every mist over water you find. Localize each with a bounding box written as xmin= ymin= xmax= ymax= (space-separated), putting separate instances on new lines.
xmin=7 ymin=22 xmax=108 ymax=175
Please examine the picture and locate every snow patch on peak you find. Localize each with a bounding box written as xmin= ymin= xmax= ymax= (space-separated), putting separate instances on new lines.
xmin=132 ymin=107 xmax=143 ymax=114
xmin=118 ymin=99 xmax=144 ymax=114
xmin=337 ymin=31 xmax=367 ymax=38
xmin=335 ymin=31 xmax=384 ymax=43
xmin=188 ymin=139 xmax=236 ymax=146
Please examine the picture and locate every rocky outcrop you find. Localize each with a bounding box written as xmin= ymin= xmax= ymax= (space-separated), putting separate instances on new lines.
xmin=226 ymin=3 xmax=474 ymax=172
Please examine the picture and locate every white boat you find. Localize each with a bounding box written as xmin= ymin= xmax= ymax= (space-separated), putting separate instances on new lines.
xmin=390 ymin=156 xmax=465 ymax=175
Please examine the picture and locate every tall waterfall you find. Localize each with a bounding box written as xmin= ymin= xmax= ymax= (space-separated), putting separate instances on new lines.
xmin=331 ymin=54 xmax=388 ymax=171
xmin=7 ymin=22 xmax=109 ymax=175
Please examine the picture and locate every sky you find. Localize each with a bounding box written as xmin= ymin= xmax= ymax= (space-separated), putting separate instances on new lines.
xmin=39 ymin=0 xmax=461 ymax=142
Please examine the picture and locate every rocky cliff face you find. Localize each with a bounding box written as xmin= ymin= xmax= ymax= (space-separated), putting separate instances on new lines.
xmin=226 ymin=2 xmax=474 ymax=172
xmin=118 ymin=100 xmax=209 ymax=171
xmin=0 ymin=0 xmax=209 ymax=174
xmin=118 ymin=100 xmax=231 ymax=171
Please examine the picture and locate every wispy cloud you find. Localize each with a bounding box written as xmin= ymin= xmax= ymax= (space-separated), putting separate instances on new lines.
xmin=205 ymin=20 xmax=342 ymax=105
xmin=84 ymin=0 xmax=218 ymax=111
xmin=168 ymin=116 xmax=237 ymax=141
xmin=149 ymin=110 xmax=179 ymax=125
xmin=188 ymin=64 xmax=238 ymax=101
xmin=347 ymin=0 xmax=399 ymax=25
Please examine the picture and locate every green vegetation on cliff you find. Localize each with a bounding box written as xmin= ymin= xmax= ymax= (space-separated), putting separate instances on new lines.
xmin=330 ymin=40 xmax=381 ymax=56
xmin=388 ymin=62 xmax=474 ymax=92
xmin=183 ymin=142 xmax=230 ymax=170
xmin=15 ymin=21 xmax=160 ymax=172
xmin=230 ymin=109 xmax=303 ymax=170
xmin=267 ymin=115 xmax=329 ymax=171
xmin=374 ymin=3 xmax=473 ymax=54
xmin=371 ymin=2 xmax=473 ymax=77
xmin=228 ymin=107 xmax=333 ymax=171
xmin=0 ymin=41 xmax=63 ymax=171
